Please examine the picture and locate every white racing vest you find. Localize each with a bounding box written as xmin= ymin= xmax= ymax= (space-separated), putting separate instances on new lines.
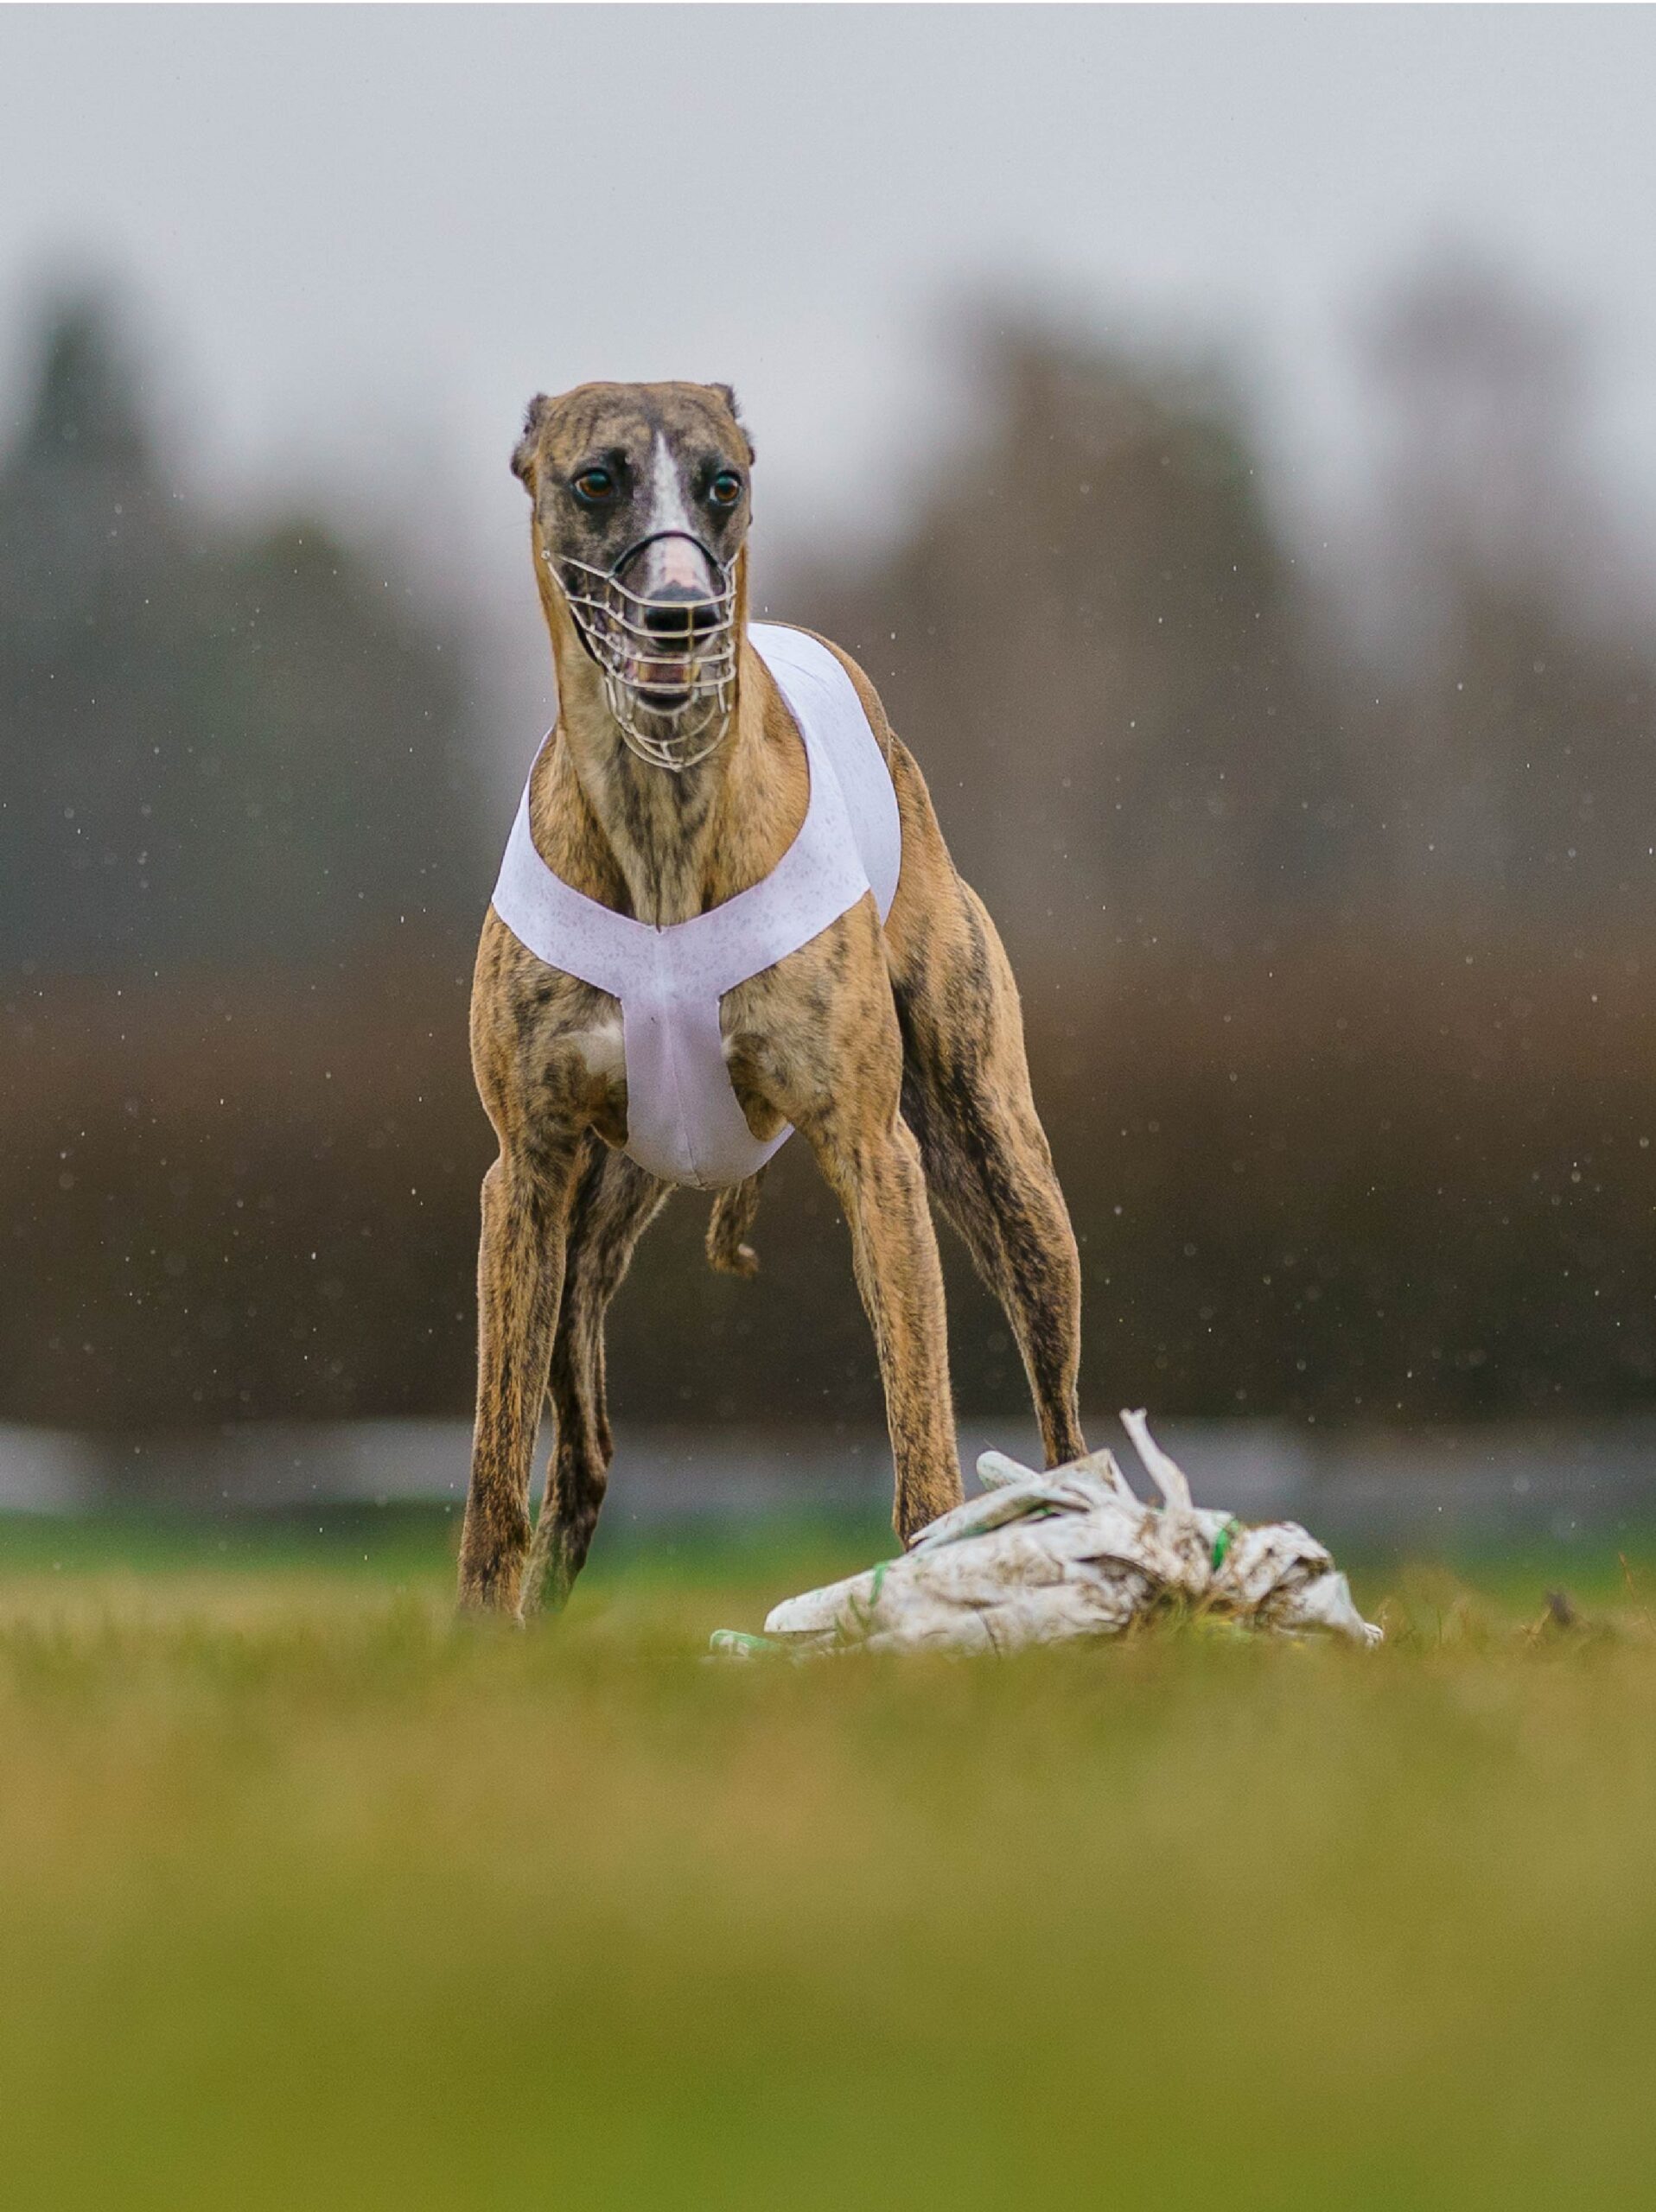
xmin=490 ymin=623 xmax=901 ymax=1191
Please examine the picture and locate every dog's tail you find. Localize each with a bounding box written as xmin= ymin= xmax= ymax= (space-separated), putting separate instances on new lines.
xmin=706 ymin=1170 xmax=767 ymax=1278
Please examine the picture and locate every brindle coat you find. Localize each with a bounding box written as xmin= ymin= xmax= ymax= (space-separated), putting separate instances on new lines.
xmin=458 ymin=380 xmax=1084 ymax=1617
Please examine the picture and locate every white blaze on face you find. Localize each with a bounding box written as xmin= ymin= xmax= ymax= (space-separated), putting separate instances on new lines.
xmin=647 ymin=432 xmax=697 ymax=541
xmin=632 ymin=434 xmax=708 ymax=594
xmin=618 ymin=431 xmax=719 ymax=694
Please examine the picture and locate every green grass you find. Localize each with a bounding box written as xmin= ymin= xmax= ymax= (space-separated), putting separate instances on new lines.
xmin=1 ymin=1514 xmax=1654 ymax=2209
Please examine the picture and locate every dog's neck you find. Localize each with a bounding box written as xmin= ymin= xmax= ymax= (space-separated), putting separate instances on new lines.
xmin=535 ymin=552 xmax=785 ymax=926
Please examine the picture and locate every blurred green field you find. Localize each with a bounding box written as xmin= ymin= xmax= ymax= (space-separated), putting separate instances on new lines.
xmin=1 ymin=1510 xmax=1654 ymax=2210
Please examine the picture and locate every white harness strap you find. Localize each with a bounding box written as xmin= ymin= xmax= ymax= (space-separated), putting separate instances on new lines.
xmin=490 ymin=624 xmax=901 ymax=1190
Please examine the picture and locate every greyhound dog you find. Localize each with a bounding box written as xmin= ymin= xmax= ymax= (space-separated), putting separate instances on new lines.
xmin=458 ymin=379 xmax=1084 ymax=1617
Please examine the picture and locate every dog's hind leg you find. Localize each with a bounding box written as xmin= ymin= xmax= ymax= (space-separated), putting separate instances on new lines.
xmin=895 ymin=885 xmax=1086 ymax=1471
xmin=522 ymin=1139 xmax=671 ymax=1614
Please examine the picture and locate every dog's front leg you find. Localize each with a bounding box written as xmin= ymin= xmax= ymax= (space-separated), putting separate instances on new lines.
xmin=457 ymin=1143 xmax=578 ymax=1618
xmin=817 ymin=1118 xmax=963 ymax=1544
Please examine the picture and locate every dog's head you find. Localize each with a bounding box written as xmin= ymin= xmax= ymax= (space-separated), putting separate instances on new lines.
xmin=513 ymin=381 xmax=755 ymax=768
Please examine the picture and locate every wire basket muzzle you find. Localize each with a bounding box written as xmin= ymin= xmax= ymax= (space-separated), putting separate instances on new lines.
xmin=551 ymin=546 xmax=741 ymax=772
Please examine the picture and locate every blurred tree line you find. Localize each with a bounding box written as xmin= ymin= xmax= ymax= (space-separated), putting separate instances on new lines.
xmin=0 ymin=302 xmax=481 ymax=971
xmin=0 ymin=296 xmax=490 ymax=1431
xmin=3 ymin=261 xmax=1654 ymax=1445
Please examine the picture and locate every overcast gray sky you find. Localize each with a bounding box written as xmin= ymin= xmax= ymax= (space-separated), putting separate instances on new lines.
xmin=3 ymin=4 xmax=1654 ymax=717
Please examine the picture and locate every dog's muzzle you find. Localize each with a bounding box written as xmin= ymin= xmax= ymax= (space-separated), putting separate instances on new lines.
xmin=549 ymin=536 xmax=740 ymax=773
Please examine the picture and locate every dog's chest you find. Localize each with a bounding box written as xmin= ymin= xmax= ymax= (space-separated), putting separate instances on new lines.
xmin=494 ymin=625 xmax=901 ymax=1190
xmin=551 ymin=1000 xmax=764 ymax=1161
xmin=564 ymin=1011 xmax=627 ymax=1088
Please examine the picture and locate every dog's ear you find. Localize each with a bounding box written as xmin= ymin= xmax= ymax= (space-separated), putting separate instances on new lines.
xmin=709 ymin=382 xmax=755 ymax=464
xmin=511 ymin=394 xmax=552 ymax=493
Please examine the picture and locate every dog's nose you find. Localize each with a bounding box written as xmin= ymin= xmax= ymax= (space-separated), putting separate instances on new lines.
xmin=619 ymin=531 xmax=722 ymax=610
xmin=641 ymin=588 xmax=718 ymax=639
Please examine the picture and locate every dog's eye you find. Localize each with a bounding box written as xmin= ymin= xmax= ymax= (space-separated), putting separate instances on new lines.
xmin=572 ymin=468 xmax=616 ymax=505
xmin=710 ymin=471 xmax=742 ymax=508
